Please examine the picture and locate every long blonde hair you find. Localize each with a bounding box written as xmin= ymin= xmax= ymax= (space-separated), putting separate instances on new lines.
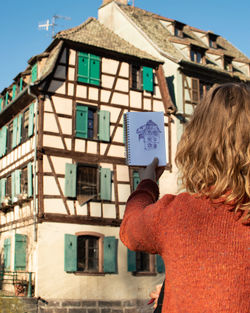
xmin=175 ymin=83 xmax=250 ymax=221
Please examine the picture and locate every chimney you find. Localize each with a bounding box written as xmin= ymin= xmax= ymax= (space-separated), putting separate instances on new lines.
xmin=102 ymin=0 xmax=128 ymax=5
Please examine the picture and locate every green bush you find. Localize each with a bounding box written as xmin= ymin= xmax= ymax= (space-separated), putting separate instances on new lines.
xmin=0 ymin=296 xmax=24 ymax=313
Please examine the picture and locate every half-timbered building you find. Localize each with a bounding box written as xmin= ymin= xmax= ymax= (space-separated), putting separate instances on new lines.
xmin=99 ymin=0 xmax=250 ymax=188
xmin=0 ymin=17 xmax=174 ymax=312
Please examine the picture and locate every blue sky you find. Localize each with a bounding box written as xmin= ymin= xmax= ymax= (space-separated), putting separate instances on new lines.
xmin=1 ymin=0 xmax=249 ymax=92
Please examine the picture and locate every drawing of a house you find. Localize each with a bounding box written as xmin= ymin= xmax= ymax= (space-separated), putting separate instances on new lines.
xmin=136 ymin=120 xmax=161 ymax=151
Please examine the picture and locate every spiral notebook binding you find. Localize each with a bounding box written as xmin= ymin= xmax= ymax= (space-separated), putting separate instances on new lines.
xmin=124 ymin=113 xmax=131 ymax=165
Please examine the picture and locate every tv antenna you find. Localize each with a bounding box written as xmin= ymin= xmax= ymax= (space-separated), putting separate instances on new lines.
xmin=38 ymin=14 xmax=71 ymax=37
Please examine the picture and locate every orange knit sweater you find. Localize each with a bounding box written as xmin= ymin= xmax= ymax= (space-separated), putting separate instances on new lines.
xmin=120 ymin=180 xmax=250 ymax=313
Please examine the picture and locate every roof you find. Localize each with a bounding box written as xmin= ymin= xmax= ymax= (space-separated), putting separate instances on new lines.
xmin=116 ymin=3 xmax=250 ymax=78
xmin=55 ymin=17 xmax=162 ymax=63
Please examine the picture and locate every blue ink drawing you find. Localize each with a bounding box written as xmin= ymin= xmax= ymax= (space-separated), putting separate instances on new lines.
xmin=136 ymin=120 xmax=161 ymax=151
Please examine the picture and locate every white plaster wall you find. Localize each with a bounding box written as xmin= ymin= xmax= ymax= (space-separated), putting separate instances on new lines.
xmin=36 ymin=222 xmax=164 ymax=300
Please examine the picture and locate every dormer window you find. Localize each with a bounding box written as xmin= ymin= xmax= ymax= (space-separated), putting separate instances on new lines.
xmin=173 ymin=21 xmax=185 ymax=38
xmin=208 ymin=33 xmax=218 ymax=49
xmin=190 ymin=48 xmax=204 ymax=64
xmin=223 ymin=55 xmax=233 ymax=72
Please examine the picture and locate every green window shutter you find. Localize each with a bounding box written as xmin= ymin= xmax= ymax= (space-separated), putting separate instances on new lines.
xmin=27 ymin=162 xmax=33 ymax=197
xmin=14 ymin=234 xmax=27 ymax=270
xmin=100 ymin=168 xmax=111 ymax=201
xmin=103 ymin=236 xmax=118 ymax=273
xmin=64 ymin=234 xmax=77 ymax=272
xmin=1 ymin=178 xmax=6 ymax=201
xmin=0 ymin=126 xmax=8 ymax=156
xmin=5 ymin=92 xmax=9 ymax=106
xmin=143 ymin=67 xmax=154 ymax=92
xmin=31 ymin=63 xmax=38 ymax=82
xmin=65 ymin=163 xmax=77 ymax=198
xmin=127 ymin=249 xmax=136 ymax=272
xmin=12 ymin=85 xmax=17 ymax=100
xmin=19 ymin=78 xmax=23 ymax=92
xmin=12 ymin=117 xmax=18 ymax=148
xmin=11 ymin=172 xmax=16 ymax=202
xmin=0 ymin=128 xmax=2 ymax=156
xmin=98 ymin=110 xmax=110 ymax=142
xmin=78 ymin=52 xmax=89 ymax=83
xmin=90 ymin=54 xmax=100 ymax=86
xmin=2 ymin=126 xmax=7 ymax=156
xmin=0 ymin=98 xmax=2 ymax=112
xmin=133 ymin=171 xmax=140 ymax=191
xmin=28 ymin=102 xmax=34 ymax=137
xmin=17 ymin=113 xmax=23 ymax=145
xmin=4 ymin=238 xmax=11 ymax=270
xmin=76 ymin=105 xmax=88 ymax=138
xmin=15 ymin=169 xmax=21 ymax=197
xmin=156 ymin=255 xmax=165 ymax=273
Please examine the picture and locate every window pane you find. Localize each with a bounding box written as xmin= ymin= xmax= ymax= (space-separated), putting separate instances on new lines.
xmin=136 ymin=252 xmax=150 ymax=272
xmin=77 ymin=236 xmax=99 ymax=272
xmin=21 ymin=167 xmax=28 ymax=195
xmin=22 ymin=110 xmax=29 ymax=142
xmin=132 ymin=65 xmax=141 ymax=89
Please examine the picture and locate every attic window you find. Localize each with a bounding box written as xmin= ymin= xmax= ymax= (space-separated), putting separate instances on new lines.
xmin=190 ymin=47 xmax=205 ymax=64
xmin=173 ymin=21 xmax=184 ymax=38
xmin=208 ymin=33 xmax=218 ymax=49
xmin=224 ymin=56 xmax=233 ymax=72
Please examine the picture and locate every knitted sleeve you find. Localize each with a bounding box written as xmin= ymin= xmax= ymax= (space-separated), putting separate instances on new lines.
xmin=119 ymin=179 xmax=176 ymax=254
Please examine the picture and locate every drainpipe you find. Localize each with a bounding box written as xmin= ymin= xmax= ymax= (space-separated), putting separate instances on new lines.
xmin=27 ymin=85 xmax=39 ymax=242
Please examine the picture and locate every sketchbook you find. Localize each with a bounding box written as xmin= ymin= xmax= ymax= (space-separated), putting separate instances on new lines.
xmin=123 ymin=111 xmax=167 ymax=166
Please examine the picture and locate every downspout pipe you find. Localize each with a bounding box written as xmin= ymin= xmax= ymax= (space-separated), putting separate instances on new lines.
xmin=27 ymin=85 xmax=39 ymax=242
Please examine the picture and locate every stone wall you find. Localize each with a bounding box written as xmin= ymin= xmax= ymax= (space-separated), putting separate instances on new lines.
xmin=37 ymin=299 xmax=153 ymax=313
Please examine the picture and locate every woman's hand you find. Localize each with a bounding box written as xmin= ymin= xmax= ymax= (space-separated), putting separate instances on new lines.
xmin=148 ymin=284 xmax=163 ymax=308
xmin=139 ymin=157 xmax=165 ymax=182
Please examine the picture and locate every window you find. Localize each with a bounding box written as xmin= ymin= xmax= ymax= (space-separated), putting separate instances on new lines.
xmin=131 ymin=64 xmax=142 ymax=90
xmin=77 ymin=235 xmax=99 ymax=272
xmin=20 ymin=167 xmax=28 ymax=196
xmin=75 ymin=104 xmax=110 ymax=142
xmin=128 ymin=249 xmax=165 ymax=275
xmin=64 ymin=233 xmax=118 ymax=274
xmin=22 ymin=109 xmax=29 ymax=142
xmin=0 ymin=164 xmax=33 ymax=207
xmin=190 ymin=48 xmax=204 ymax=64
xmin=208 ymin=33 xmax=217 ymax=49
xmin=65 ymin=163 xmax=112 ymax=204
xmin=7 ymin=122 xmax=13 ymax=153
xmin=130 ymin=65 xmax=154 ymax=92
xmin=224 ymin=56 xmax=233 ymax=71
xmin=191 ymin=78 xmax=200 ymax=103
xmin=173 ymin=21 xmax=184 ymax=38
xmin=78 ymin=52 xmax=100 ymax=86
xmin=77 ymin=164 xmax=98 ymax=204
